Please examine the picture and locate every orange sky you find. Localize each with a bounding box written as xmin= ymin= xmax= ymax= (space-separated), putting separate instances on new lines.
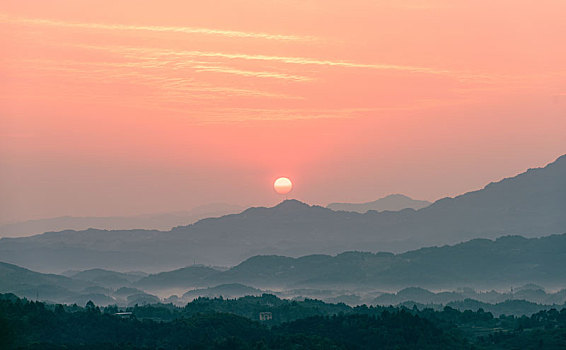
xmin=1 ymin=0 xmax=565 ymax=223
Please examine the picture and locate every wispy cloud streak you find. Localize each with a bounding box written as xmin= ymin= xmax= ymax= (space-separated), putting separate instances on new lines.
xmin=3 ymin=58 xmax=302 ymax=100
xmin=0 ymin=14 xmax=315 ymax=42
xmin=192 ymin=65 xmax=313 ymax=81
xmin=9 ymin=58 xmax=313 ymax=82
xmin=77 ymin=44 xmax=475 ymax=78
xmin=123 ymin=47 xmax=451 ymax=75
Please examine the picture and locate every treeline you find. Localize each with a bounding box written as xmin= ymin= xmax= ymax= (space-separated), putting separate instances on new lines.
xmin=1 ymin=293 xmax=566 ymax=349
xmin=0 ymin=294 xmax=466 ymax=349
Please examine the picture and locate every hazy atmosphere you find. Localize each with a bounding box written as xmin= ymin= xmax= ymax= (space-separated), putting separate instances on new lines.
xmin=2 ymin=0 xmax=566 ymax=223
xmin=1 ymin=1 xmax=566 ymax=349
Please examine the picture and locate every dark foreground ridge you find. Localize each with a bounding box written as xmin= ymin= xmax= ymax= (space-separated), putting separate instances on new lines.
xmin=2 ymin=293 xmax=566 ymax=349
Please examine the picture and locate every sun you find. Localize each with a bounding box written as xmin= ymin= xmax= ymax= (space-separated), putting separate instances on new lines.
xmin=274 ymin=177 xmax=293 ymax=194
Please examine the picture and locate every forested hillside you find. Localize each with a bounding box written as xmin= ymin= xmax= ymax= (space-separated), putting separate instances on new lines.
xmin=2 ymin=293 xmax=566 ymax=349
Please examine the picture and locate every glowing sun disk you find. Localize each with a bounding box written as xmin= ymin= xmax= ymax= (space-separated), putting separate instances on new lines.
xmin=274 ymin=177 xmax=292 ymax=194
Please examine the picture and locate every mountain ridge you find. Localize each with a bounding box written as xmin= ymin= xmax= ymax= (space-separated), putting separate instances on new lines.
xmin=0 ymin=154 xmax=564 ymax=271
xmin=133 ymin=232 xmax=566 ymax=290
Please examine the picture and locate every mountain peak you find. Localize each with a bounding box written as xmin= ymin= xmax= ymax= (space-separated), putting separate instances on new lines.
xmin=274 ymin=199 xmax=310 ymax=209
xmin=382 ymin=194 xmax=412 ymax=200
xmin=269 ymin=199 xmax=318 ymax=214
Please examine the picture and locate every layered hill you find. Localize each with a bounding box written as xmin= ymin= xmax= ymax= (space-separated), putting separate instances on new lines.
xmin=0 ymin=262 xmax=162 ymax=306
xmin=0 ymin=261 xmax=96 ymax=304
xmin=327 ymin=194 xmax=431 ymax=213
xmin=0 ymin=261 xmax=90 ymax=293
xmin=2 ymin=233 xmax=566 ymax=304
xmin=0 ymin=154 xmax=564 ymax=271
xmin=135 ymin=233 xmax=566 ymax=290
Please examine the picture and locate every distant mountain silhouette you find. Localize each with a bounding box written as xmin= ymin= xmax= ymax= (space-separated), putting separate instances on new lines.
xmin=0 ymin=203 xmax=243 ymax=238
xmin=327 ymin=194 xmax=431 ymax=213
xmin=0 ymin=154 xmax=564 ymax=271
